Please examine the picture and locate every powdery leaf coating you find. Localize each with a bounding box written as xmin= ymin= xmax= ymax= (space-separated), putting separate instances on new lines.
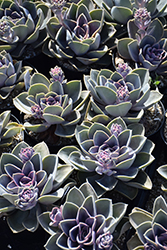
xmin=0 ymin=141 xmax=73 ymax=233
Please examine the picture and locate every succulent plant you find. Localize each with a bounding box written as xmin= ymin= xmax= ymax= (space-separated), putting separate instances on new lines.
xmin=38 ymin=182 xmax=128 ymax=250
xmin=13 ymin=67 xmax=89 ymax=138
xmin=0 ymin=50 xmax=32 ymax=101
xmin=84 ymin=67 xmax=162 ymax=124
xmin=117 ymin=12 xmax=167 ymax=75
xmin=0 ymin=0 xmax=51 ymax=58
xmin=0 ymin=141 xmax=73 ymax=232
xmin=0 ymin=110 xmax=24 ymax=148
xmin=127 ymin=195 xmax=167 ymax=250
xmin=43 ymin=0 xmax=116 ymax=71
xmin=93 ymin=0 xmax=167 ymax=25
xmin=58 ymin=117 xmax=154 ymax=199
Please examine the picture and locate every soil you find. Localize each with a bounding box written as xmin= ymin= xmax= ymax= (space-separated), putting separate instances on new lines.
xmin=22 ymin=113 xmax=77 ymax=153
xmin=162 ymin=113 xmax=167 ymax=142
xmin=0 ymin=88 xmax=24 ymax=111
xmin=0 ymin=132 xmax=24 ymax=156
xmin=140 ymin=102 xmax=164 ymax=137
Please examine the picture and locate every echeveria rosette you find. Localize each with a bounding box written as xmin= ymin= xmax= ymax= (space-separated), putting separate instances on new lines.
xmin=0 ymin=0 xmax=51 ymax=58
xmin=0 ymin=110 xmax=24 ymax=147
xmin=0 ymin=50 xmax=32 ymax=100
xmin=13 ymin=71 xmax=89 ymax=137
xmin=84 ymin=67 xmax=162 ymax=124
xmin=58 ymin=117 xmax=154 ymax=199
xmin=117 ymin=17 xmax=167 ymax=75
xmin=92 ymin=0 xmax=167 ymax=30
xmin=93 ymin=0 xmax=167 ymax=23
xmin=43 ymin=0 xmax=116 ymax=71
xmin=38 ymin=182 xmax=128 ymax=250
xmin=127 ymin=195 xmax=167 ymax=250
xmin=0 ymin=141 xmax=73 ymax=233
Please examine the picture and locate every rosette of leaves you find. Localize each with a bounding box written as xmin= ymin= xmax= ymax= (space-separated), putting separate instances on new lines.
xmin=84 ymin=67 xmax=162 ymax=124
xmin=0 ymin=110 xmax=24 ymax=147
xmin=127 ymin=195 xmax=167 ymax=250
xmin=58 ymin=117 xmax=154 ymax=199
xmin=93 ymin=0 xmax=167 ymax=24
xmin=43 ymin=0 xmax=116 ymax=71
xmin=0 ymin=141 xmax=73 ymax=233
xmin=0 ymin=0 xmax=51 ymax=58
xmin=117 ymin=12 xmax=167 ymax=75
xmin=13 ymin=70 xmax=89 ymax=137
xmin=38 ymin=182 xmax=128 ymax=250
xmin=0 ymin=50 xmax=32 ymax=102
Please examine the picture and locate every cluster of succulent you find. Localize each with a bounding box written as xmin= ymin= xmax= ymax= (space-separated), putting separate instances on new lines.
xmin=38 ymin=182 xmax=128 ymax=250
xmin=13 ymin=66 xmax=89 ymax=138
xmin=0 ymin=141 xmax=73 ymax=232
xmin=117 ymin=6 xmax=167 ymax=75
xmin=43 ymin=0 xmax=116 ymax=71
xmin=58 ymin=116 xmax=154 ymax=199
xmin=0 ymin=0 xmax=51 ymax=59
xmin=127 ymin=195 xmax=167 ymax=250
xmin=93 ymin=0 xmax=167 ymax=25
xmin=0 ymin=0 xmax=167 ymax=249
xmin=84 ymin=66 xmax=162 ymax=124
